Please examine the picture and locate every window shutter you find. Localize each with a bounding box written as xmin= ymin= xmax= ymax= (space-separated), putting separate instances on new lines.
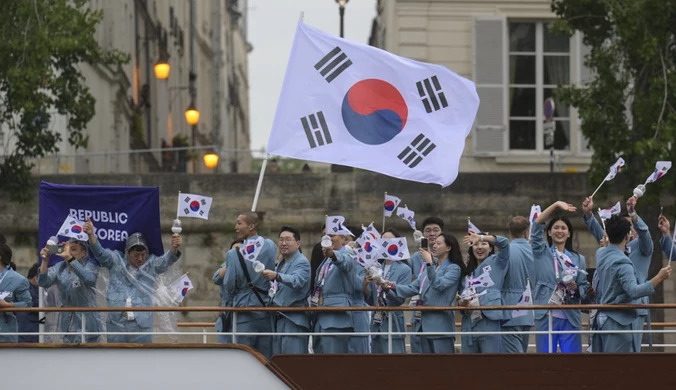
xmin=577 ymin=32 xmax=593 ymax=153
xmin=472 ymin=16 xmax=507 ymax=155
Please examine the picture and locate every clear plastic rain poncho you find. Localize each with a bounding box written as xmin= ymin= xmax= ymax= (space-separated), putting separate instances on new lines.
xmin=40 ymin=234 xmax=186 ymax=343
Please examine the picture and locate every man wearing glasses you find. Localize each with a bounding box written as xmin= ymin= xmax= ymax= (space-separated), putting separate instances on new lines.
xmin=262 ymin=226 xmax=311 ymax=355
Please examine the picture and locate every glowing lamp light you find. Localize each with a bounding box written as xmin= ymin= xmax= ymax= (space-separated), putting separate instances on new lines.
xmin=203 ymin=153 xmax=219 ymax=169
xmin=153 ymin=61 xmax=170 ymax=80
xmin=185 ymin=104 xmax=200 ymax=126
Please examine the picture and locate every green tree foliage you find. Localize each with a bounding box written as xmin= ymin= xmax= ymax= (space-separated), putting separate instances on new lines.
xmin=551 ymin=0 xmax=676 ymax=202
xmin=0 ymin=0 xmax=129 ymax=201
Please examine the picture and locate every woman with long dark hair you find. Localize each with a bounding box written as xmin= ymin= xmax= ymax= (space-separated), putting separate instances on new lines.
xmin=531 ymin=201 xmax=587 ymax=353
xmin=0 ymin=240 xmax=33 ymax=343
xmin=458 ymin=232 xmax=510 ymax=353
xmin=380 ymin=232 xmax=465 ymax=353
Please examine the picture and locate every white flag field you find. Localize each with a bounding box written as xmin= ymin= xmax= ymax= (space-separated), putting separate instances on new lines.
xmin=511 ymin=280 xmax=533 ymax=318
xmin=177 ymin=193 xmax=212 ymax=220
xmin=169 ymin=273 xmax=194 ymax=303
xmin=239 ymin=236 xmax=266 ymax=262
xmin=57 ymin=215 xmax=87 ymax=241
xmin=265 ymin=22 xmax=480 ymax=187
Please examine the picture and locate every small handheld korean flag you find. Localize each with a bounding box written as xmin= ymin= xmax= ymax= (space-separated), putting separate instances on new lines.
xmin=326 ymin=215 xmax=354 ymax=236
xmin=511 ymin=280 xmax=533 ymax=318
xmin=266 ymin=22 xmax=480 ymax=187
xmin=396 ymin=206 xmax=416 ymax=230
xmin=57 ymin=215 xmax=87 ymax=241
xmin=591 ymin=157 xmax=625 ymax=198
xmin=239 ymin=236 xmax=265 ymax=262
xmin=178 ymin=193 xmax=213 ymax=220
xmin=379 ymin=237 xmax=411 ymax=261
xmin=467 ymin=218 xmax=481 ymax=235
xmin=604 ymin=158 xmax=625 ymax=181
xmin=528 ymin=205 xmax=541 ymax=226
xmin=356 ymin=241 xmax=381 ymax=268
xmin=645 ymin=161 xmax=672 ymax=184
xmin=383 ymin=194 xmax=401 ymax=218
xmin=361 ymin=223 xmax=382 ymax=241
xmin=597 ymin=201 xmax=622 ymax=221
xmin=169 ymin=273 xmax=194 ymax=303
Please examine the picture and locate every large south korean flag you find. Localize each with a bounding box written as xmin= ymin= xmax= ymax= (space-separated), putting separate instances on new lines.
xmin=266 ymin=22 xmax=479 ymax=187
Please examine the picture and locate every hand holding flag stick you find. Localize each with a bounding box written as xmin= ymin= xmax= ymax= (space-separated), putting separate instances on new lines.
xmin=633 ymin=161 xmax=672 ymax=199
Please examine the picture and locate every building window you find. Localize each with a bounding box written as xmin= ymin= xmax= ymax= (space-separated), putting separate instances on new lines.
xmin=508 ymin=22 xmax=571 ymax=151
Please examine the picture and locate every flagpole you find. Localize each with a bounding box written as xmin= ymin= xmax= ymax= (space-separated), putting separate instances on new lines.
xmin=176 ymin=191 xmax=181 ymax=219
xmin=668 ymin=221 xmax=675 ymax=266
xmin=590 ymin=179 xmax=606 ymax=198
xmin=382 ymin=192 xmax=387 ymax=232
xmin=527 ymin=278 xmax=535 ymax=325
xmin=38 ymin=286 xmax=44 ymax=343
xmin=528 ymin=204 xmax=535 ymax=242
xmin=251 ymin=154 xmax=269 ymax=212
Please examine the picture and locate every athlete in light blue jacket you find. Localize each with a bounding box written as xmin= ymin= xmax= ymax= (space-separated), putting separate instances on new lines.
xmin=38 ymin=239 xmax=103 ymax=343
xmin=531 ymin=201 xmax=587 ymax=353
xmin=262 ymin=226 xmax=311 ymax=355
xmin=594 ymin=215 xmax=671 ymax=352
xmin=0 ymin=240 xmax=33 ymax=343
xmin=85 ymin=219 xmax=182 ymax=344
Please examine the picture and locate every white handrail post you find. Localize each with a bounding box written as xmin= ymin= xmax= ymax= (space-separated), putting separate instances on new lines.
xmin=232 ymin=312 xmax=237 ymax=344
xmin=81 ymin=313 xmax=86 ymax=343
xmin=548 ymin=311 xmax=554 ymax=354
xmin=387 ymin=311 xmax=393 ymax=354
xmin=203 ymin=327 xmax=207 ymax=344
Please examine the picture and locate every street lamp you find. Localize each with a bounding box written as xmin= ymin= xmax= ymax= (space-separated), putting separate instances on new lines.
xmin=154 ymin=59 xmax=170 ymax=80
xmin=184 ymin=103 xmax=200 ymax=126
xmin=203 ymin=152 xmax=219 ymax=169
xmin=154 ymin=50 xmax=170 ymax=80
xmin=330 ymin=0 xmax=353 ymax=173
xmin=336 ymin=0 xmax=349 ymax=38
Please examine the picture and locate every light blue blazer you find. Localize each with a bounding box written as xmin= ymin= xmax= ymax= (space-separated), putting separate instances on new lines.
xmin=461 ymin=236 xmax=510 ymax=325
xmin=530 ymin=223 xmax=587 ymax=328
xmin=314 ymin=251 xmax=358 ymax=330
xmin=584 ymin=214 xmax=652 ymax=314
xmin=501 ymin=238 xmax=534 ymax=327
xmin=224 ymin=236 xmax=277 ymax=324
xmin=37 ymin=257 xmax=103 ymax=337
xmin=366 ymin=261 xmax=412 ymax=339
xmin=595 ymin=245 xmax=655 ymax=325
xmin=270 ymin=250 xmax=311 ymax=329
xmin=393 ymin=258 xmax=462 ymax=339
xmin=0 ymin=268 xmax=33 ymax=342
xmin=212 ymin=258 xmax=231 ymax=332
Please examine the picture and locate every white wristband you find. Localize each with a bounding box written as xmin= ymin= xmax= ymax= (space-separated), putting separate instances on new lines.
xmin=479 ymin=235 xmax=484 ymax=242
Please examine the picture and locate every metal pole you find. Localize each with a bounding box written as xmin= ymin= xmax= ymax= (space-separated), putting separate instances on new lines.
xmin=81 ymin=312 xmax=86 ymax=343
xmin=339 ymin=5 xmax=345 ymax=37
xmin=232 ymin=312 xmax=237 ymax=344
xmin=387 ymin=311 xmax=393 ymax=354
xmin=548 ymin=310 xmax=553 ymax=353
xmin=251 ymin=155 xmax=269 ymax=212
xmin=38 ymin=287 xmax=45 ymax=343
xmin=550 ymin=147 xmax=554 ymax=173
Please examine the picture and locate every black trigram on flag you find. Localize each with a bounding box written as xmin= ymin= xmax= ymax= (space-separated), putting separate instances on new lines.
xmin=314 ymin=46 xmax=352 ymax=83
xmin=301 ymin=111 xmax=333 ymax=148
xmin=397 ymin=133 xmax=436 ymax=168
xmin=416 ymin=76 xmax=448 ymax=113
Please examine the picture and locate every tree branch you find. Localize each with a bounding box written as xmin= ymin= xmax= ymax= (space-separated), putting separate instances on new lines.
xmin=653 ymin=48 xmax=668 ymax=139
